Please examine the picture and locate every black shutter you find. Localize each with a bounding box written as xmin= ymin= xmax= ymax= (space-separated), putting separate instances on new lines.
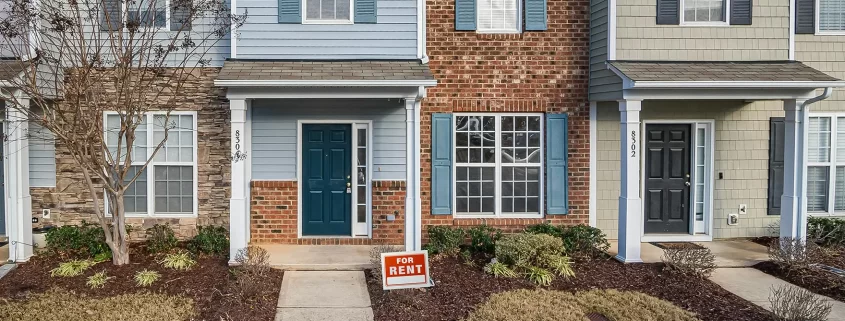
xmin=656 ymin=0 xmax=679 ymax=25
xmin=796 ymin=0 xmax=815 ymax=34
xmin=730 ymin=0 xmax=752 ymax=25
xmin=768 ymin=117 xmax=785 ymax=215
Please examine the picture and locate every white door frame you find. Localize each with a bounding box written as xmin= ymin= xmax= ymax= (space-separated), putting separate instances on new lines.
xmin=639 ymin=119 xmax=715 ymax=242
xmin=296 ymin=120 xmax=373 ymax=238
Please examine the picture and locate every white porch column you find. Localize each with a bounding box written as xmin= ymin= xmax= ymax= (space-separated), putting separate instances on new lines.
xmin=6 ymin=95 xmax=32 ymax=262
xmin=404 ymin=96 xmax=422 ymax=251
xmin=229 ymin=98 xmax=250 ymax=264
xmin=780 ymin=99 xmax=809 ymax=241
xmin=616 ymin=99 xmax=643 ymax=263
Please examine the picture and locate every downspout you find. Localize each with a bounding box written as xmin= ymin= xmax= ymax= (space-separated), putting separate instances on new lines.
xmin=788 ymin=0 xmax=795 ymax=60
xmin=418 ymin=0 xmax=428 ymax=63
xmin=804 ymin=87 xmax=833 ymax=107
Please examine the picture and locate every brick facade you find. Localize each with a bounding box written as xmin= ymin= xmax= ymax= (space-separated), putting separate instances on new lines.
xmin=420 ymin=0 xmax=592 ymax=232
xmin=249 ymin=180 xmax=405 ymax=245
xmin=30 ymin=68 xmax=231 ymax=239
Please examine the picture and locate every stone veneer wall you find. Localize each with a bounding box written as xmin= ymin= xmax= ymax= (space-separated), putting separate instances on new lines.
xmin=29 ymin=68 xmax=231 ymax=240
xmin=249 ymin=180 xmax=405 ymax=245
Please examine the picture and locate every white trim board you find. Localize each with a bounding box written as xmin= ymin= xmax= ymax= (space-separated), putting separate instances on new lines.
xmin=215 ymin=79 xmax=438 ymax=87
xmin=589 ymin=102 xmax=597 ymax=227
xmin=639 ymin=119 xmax=716 ymax=243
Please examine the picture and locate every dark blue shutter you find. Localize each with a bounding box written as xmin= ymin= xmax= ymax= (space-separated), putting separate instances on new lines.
xmin=546 ymin=114 xmax=568 ymax=214
xmin=431 ymin=113 xmax=453 ymax=214
xmin=101 ymin=0 xmax=122 ymax=31
xmin=796 ymin=0 xmax=815 ymax=34
xmin=355 ymin=0 xmax=377 ymax=23
xmin=730 ymin=0 xmax=752 ymax=25
xmin=171 ymin=0 xmax=192 ymax=31
xmin=656 ymin=0 xmax=679 ymax=25
xmin=279 ymin=0 xmax=301 ymax=23
xmin=455 ymin=0 xmax=476 ymax=31
xmin=525 ymin=0 xmax=547 ymax=31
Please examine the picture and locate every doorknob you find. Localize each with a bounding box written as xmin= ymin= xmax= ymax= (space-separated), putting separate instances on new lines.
xmin=347 ymin=182 xmax=351 ymax=187
xmin=685 ymin=181 xmax=691 ymax=186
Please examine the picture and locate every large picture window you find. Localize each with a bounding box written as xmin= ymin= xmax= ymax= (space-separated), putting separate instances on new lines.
xmin=453 ymin=114 xmax=543 ymax=217
xmin=477 ymin=0 xmax=520 ymax=33
xmin=104 ymin=112 xmax=197 ymax=217
xmin=681 ymin=0 xmax=727 ymax=24
xmin=819 ymin=0 xmax=845 ymax=32
xmin=807 ymin=115 xmax=845 ymax=215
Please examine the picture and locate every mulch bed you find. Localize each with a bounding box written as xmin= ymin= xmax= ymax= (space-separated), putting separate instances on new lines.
xmin=367 ymin=256 xmax=776 ymax=321
xmin=0 ymin=246 xmax=283 ymax=321
xmin=753 ymin=246 xmax=845 ymax=303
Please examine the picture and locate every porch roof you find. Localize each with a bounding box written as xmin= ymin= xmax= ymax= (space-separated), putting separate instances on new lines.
xmin=607 ymin=60 xmax=845 ymax=89
xmin=215 ymin=60 xmax=436 ymax=87
xmin=0 ymin=59 xmax=30 ymax=81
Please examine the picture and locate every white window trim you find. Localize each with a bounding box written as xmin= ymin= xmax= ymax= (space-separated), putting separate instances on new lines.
xmin=102 ymin=111 xmax=199 ymax=218
xmin=475 ymin=0 xmax=522 ymax=34
xmin=302 ymin=0 xmax=355 ymax=24
xmin=815 ymin=0 xmax=845 ymax=35
xmin=121 ymin=0 xmax=172 ymax=31
xmin=806 ymin=113 xmax=845 ymax=216
xmin=679 ymin=0 xmax=730 ymax=26
xmin=452 ymin=113 xmax=544 ymax=219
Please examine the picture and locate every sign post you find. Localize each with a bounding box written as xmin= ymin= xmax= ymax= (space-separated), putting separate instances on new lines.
xmin=380 ymin=250 xmax=432 ymax=290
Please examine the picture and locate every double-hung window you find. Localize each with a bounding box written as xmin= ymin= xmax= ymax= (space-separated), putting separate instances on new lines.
xmin=818 ymin=0 xmax=845 ymax=33
xmin=304 ymin=0 xmax=352 ymax=23
xmin=104 ymin=112 xmax=197 ymax=217
xmin=681 ymin=0 xmax=727 ymax=24
xmin=127 ymin=0 xmax=168 ymax=28
xmin=453 ymin=114 xmax=543 ymax=218
xmin=807 ymin=115 xmax=845 ymax=215
xmin=477 ymin=0 xmax=520 ymax=33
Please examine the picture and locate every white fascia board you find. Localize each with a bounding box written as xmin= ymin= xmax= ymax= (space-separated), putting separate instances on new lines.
xmin=630 ymin=81 xmax=845 ymax=89
xmin=214 ymin=79 xmax=438 ymax=87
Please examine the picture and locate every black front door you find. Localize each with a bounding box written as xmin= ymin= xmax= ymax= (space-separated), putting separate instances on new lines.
xmin=644 ymin=124 xmax=691 ymax=234
xmin=302 ymin=124 xmax=353 ymax=236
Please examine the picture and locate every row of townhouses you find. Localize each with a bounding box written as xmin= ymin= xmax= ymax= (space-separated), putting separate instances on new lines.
xmin=1 ymin=0 xmax=844 ymax=264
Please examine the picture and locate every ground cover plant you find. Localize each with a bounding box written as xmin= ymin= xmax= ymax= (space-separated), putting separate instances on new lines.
xmin=0 ymin=289 xmax=196 ymax=321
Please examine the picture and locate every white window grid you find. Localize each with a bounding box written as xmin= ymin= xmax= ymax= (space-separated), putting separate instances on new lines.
xmin=679 ymin=0 xmax=730 ymax=26
xmin=816 ymin=0 xmax=845 ymax=35
xmin=356 ymin=126 xmax=368 ymax=227
xmin=103 ymin=111 xmax=198 ymax=218
xmin=124 ymin=0 xmax=171 ymax=30
xmin=302 ymin=0 xmax=354 ymax=24
xmin=476 ymin=0 xmax=521 ymax=33
xmin=452 ymin=113 xmax=544 ymax=218
xmin=807 ymin=114 xmax=845 ymax=216
xmin=693 ymin=127 xmax=706 ymax=222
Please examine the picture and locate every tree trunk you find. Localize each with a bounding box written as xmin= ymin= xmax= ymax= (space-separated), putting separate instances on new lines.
xmin=111 ymin=196 xmax=131 ymax=265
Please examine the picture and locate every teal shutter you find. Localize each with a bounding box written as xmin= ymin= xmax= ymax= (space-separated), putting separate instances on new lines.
xmin=431 ymin=113 xmax=453 ymax=214
xmin=355 ymin=0 xmax=377 ymax=23
xmin=279 ymin=0 xmax=301 ymax=23
xmin=546 ymin=114 xmax=569 ymax=214
xmin=455 ymin=0 xmax=476 ymax=31
xmin=524 ymin=0 xmax=547 ymax=31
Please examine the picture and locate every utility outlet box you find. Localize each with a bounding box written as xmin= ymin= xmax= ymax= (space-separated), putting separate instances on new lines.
xmin=42 ymin=209 xmax=51 ymax=219
xmin=728 ymin=213 xmax=739 ymax=226
xmin=386 ymin=214 xmax=396 ymax=221
xmin=739 ymin=204 xmax=747 ymax=215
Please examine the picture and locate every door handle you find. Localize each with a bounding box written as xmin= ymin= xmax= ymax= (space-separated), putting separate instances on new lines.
xmin=685 ymin=181 xmax=691 ymax=186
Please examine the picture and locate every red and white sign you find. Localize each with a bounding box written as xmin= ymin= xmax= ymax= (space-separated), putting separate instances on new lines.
xmin=380 ymin=250 xmax=432 ymax=290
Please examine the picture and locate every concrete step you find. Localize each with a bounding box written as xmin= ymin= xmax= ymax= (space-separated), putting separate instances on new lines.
xmin=262 ymin=245 xmax=374 ymax=271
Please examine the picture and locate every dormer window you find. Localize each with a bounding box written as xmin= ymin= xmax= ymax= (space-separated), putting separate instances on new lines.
xmin=681 ymin=0 xmax=727 ymax=24
xmin=303 ymin=0 xmax=353 ymax=23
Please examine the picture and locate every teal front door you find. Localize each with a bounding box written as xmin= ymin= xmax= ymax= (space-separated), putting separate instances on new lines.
xmin=302 ymin=124 xmax=353 ymax=236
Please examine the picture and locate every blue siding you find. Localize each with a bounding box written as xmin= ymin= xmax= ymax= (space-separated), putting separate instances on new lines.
xmin=251 ymin=99 xmax=406 ymax=180
xmin=236 ymin=0 xmax=417 ymax=59
xmin=29 ymin=122 xmax=56 ymax=187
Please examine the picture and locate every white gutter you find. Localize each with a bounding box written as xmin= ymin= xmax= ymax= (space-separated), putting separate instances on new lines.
xmin=214 ymin=79 xmax=438 ymax=87
xmin=629 ymin=81 xmax=845 ymax=89
xmin=803 ymin=87 xmax=833 ymax=106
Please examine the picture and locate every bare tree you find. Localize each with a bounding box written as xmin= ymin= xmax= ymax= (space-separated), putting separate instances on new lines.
xmin=0 ymin=0 xmax=244 ymax=265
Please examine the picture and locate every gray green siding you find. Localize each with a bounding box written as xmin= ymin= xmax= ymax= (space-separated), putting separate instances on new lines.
xmin=250 ymin=99 xmax=406 ymax=181
xmin=589 ymin=0 xmax=622 ymax=101
xmin=796 ymin=35 xmax=845 ymax=113
xmin=235 ymin=0 xmax=417 ymax=59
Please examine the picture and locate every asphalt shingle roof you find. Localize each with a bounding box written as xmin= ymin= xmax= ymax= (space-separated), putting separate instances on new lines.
xmin=218 ymin=60 xmax=434 ymax=81
xmin=0 ymin=59 xmax=29 ymax=81
xmin=608 ymin=61 xmax=840 ymax=82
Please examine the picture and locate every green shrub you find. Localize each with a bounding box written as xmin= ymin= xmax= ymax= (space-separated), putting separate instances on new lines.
xmin=495 ymin=233 xmax=564 ymax=268
xmin=86 ymin=271 xmax=113 ymax=289
xmin=808 ymin=217 xmax=845 ymax=247
xmin=45 ymin=223 xmax=111 ymax=259
xmin=483 ymin=261 xmax=517 ymax=278
xmin=560 ymin=224 xmax=611 ymax=258
xmin=524 ymin=223 xmax=563 ymax=238
xmin=134 ymin=270 xmax=161 ymax=287
xmin=160 ymin=250 xmax=197 ymax=271
xmin=425 ymin=226 xmax=464 ymax=256
xmin=146 ymin=224 xmax=178 ymax=254
xmin=50 ymin=260 xmax=96 ymax=277
xmin=525 ymin=266 xmax=554 ymax=286
xmin=188 ymin=226 xmax=229 ymax=256
xmin=467 ymin=225 xmax=502 ymax=255
xmin=540 ymin=254 xmax=575 ymax=278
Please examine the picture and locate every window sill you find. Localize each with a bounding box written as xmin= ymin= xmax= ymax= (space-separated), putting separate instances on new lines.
xmin=808 ymin=212 xmax=845 ymax=217
xmin=453 ymin=214 xmax=544 ymax=219
xmin=123 ymin=213 xmax=198 ymax=218
xmin=815 ymin=31 xmax=845 ymax=36
xmin=302 ymin=20 xmax=354 ymax=25
xmin=678 ymin=22 xmax=730 ymax=27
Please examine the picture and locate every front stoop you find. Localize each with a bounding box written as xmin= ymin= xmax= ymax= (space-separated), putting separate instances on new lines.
xmin=276 ymin=271 xmax=374 ymax=321
xmin=262 ymin=245 xmax=374 ymax=271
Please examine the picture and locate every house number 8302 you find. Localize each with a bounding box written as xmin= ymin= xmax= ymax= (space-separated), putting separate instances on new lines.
xmin=630 ymin=131 xmax=636 ymax=157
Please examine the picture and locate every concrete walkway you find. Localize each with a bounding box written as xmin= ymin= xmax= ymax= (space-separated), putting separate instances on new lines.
xmin=275 ymin=271 xmax=374 ymax=321
xmin=710 ymin=268 xmax=845 ymax=321
xmin=607 ymin=239 xmax=769 ymax=266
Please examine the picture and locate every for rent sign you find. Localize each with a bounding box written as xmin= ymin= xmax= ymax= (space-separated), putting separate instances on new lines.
xmin=380 ymin=250 xmax=432 ymax=290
